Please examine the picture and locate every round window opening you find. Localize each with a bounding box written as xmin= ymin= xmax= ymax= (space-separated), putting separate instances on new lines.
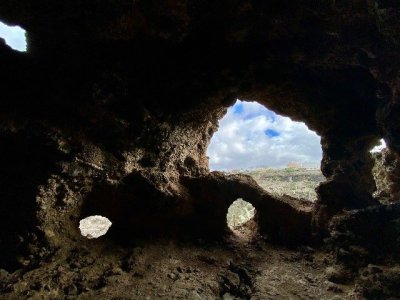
xmin=227 ymin=198 xmax=256 ymax=231
xmin=79 ymin=215 xmax=112 ymax=239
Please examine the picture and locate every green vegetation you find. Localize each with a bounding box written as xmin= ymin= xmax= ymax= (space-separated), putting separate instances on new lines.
xmin=227 ymin=199 xmax=255 ymax=229
xmin=226 ymin=168 xmax=324 ymax=230
xmin=231 ymin=167 xmax=324 ymax=202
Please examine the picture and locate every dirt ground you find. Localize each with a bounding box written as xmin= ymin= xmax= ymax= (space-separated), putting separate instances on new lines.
xmin=0 ymin=221 xmax=355 ymax=300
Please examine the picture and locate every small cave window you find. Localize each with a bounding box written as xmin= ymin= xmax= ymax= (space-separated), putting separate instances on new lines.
xmin=227 ymin=198 xmax=256 ymax=230
xmin=370 ymin=138 xmax=387 ymax=153
xmin=370 ymin=138 xmax=392 ymax=203
xmin=207 ymin=99 xmax=325 ymax=201
xmin=0 ymin=21 xmax=27 ymax=52
xmin=79 ymin=215 xmax=112 ymax=239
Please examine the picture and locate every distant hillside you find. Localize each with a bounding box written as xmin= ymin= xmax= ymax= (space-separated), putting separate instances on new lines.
xmin=229 ymin=167 xmax=325 ymax=202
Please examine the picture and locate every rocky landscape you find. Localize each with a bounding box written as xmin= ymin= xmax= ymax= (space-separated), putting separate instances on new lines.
xmin=235 ymin=167 xmax=325 ymax=201
xmin=1 ymin=0 xmax=400 ymax=299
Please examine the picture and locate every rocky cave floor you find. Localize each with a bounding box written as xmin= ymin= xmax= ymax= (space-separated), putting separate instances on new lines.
xmin=1 ymin=220 xmax=391 ymax=300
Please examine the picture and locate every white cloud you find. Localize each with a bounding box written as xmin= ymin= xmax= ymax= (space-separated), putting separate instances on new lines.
xmin=207 ymin=100 xmax=322 ymax=170
xmin=0 ymin=21 xmax=27 ymax=52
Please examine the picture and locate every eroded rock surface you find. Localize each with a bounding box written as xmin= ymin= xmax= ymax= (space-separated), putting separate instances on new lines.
xmin=372 ymin=148 xmax=400 ymax=204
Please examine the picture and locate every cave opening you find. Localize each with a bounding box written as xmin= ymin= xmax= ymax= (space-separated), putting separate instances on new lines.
xmin=79 ymin=215 xmax=112 ymax=239
xmin=0 ymin=21 xmax=27 ymax=52
xmin=207 ymin=100 xmax=325 ymax=201
xmin=226 ymin=198 xmax=258 ymax=241
xmin=370 ymin=138 xmax=399 ymax=204
xmin=370 ymin=138 xmax=387 ymax=153
xmin=227 ymin=198 xmax=255 ymax=229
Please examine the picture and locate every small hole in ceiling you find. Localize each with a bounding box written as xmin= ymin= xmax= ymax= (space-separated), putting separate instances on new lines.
xmin=0 ymin=21 xmax=27 ymax=52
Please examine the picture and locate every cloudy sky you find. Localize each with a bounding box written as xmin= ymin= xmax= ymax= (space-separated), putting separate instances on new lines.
xmin=0 ymin=21 xmax=27 ymax=51
xmin=207 ymin=100 xmax=323 ymax=170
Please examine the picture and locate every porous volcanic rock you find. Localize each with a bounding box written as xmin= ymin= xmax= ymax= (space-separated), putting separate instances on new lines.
xmin=372 ymin=148 xmax=400 ymax=204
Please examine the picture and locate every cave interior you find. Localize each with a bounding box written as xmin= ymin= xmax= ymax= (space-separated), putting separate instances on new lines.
xmin=1 ymin=1 xmax=400 ymax=299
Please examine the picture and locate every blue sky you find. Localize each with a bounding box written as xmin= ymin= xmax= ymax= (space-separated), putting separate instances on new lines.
xmin=207 ymin=100 xmax=323 ymax=170
xmin=0 ymin=21 xmax=27 ymax=51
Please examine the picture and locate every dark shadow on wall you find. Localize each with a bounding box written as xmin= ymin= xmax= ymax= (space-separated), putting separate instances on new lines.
xmin=80 ymin=171 xmax=181 ymax=244
xmin=80 ymin=170 xmax=313 ymax=246
xmin=79 ymin=172 xmax=254 ymax=244
xmin=0 ymin=129 xmax=64 ymax=272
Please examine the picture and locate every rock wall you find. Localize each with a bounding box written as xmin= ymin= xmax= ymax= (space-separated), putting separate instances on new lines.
xmin=372 ymin=148 xmax=400 ymax=204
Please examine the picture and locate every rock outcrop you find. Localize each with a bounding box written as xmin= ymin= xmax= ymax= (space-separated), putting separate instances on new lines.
xmin=372 ymin=148 xmax=400 ymax=204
